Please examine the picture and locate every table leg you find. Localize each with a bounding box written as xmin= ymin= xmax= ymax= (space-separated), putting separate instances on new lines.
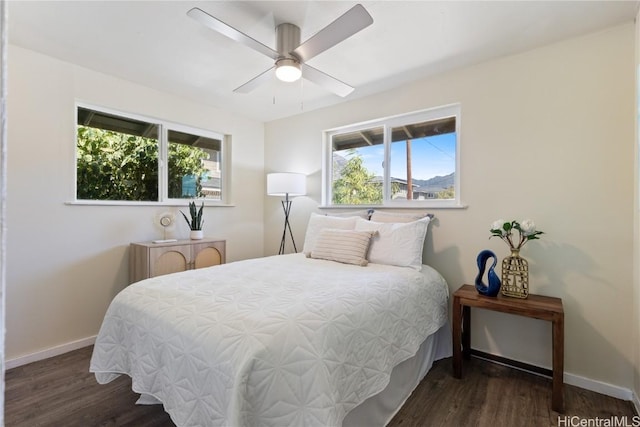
xmin=462 ymin=305 xmax=471 ymax=360
xmin=452 ymin=296 xmax=462 ymax=378
xmin=552 ymin=312 xmax=564 ymax=412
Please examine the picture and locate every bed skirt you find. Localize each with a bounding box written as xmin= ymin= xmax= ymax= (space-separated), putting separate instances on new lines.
xmin=343 ymin=321 xmax=452 ymax=426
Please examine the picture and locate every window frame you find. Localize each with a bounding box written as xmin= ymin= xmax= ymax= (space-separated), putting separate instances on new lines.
xmin=73 ymin=102 xmax=231 ymax=206
xmin=322 ymin=103 xmax=463 ymax=209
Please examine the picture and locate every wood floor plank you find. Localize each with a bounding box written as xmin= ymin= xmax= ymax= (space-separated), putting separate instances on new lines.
xmin=5 ymin=346 xmax=636 ymax=426
xmin=5 ymin=346 xmax=173 ymax=427
xmin=388 ymin=358 xmax=636 ymax=427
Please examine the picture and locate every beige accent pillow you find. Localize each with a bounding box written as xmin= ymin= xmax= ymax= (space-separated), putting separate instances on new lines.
xmin=324 ymin=209 xmax=372 ymax=219
xmin=308 ymin=229 xmax=376 ymax=266
xmin=369 ymin=211 xmax=431 ymax=223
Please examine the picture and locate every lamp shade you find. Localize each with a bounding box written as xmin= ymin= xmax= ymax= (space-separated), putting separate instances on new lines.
xmin=267 ymin=173 xmax=306 ymax=196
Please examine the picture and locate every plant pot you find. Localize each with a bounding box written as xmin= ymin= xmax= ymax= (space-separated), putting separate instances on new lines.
xmin=190 ymin=230 xmax=204 ymax=240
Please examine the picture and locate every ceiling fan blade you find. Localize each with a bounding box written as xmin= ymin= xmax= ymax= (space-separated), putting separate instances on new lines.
xmin=233 ymin=66 xmax=275 ymax=94
xmin=301 ymin=64 xmax=354 ymax=97
xmin=187 ymin=7 xmax=280 ymax=61
xmin=293 ymin=4 xmax=373 ymax=62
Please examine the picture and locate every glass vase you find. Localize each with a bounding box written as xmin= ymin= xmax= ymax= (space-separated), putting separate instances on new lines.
xmin=501 ymin=249 xmax=529 ymax=298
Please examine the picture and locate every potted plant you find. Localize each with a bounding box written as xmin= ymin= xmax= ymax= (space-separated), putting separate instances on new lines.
xmin=181 ymin=201 xmax=204 ymax=240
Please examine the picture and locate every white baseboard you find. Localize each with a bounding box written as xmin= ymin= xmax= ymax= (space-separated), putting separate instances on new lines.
xmin=564 ymin=372 xmax=634 ymax=401
xmin=471 ymin=352 xmax=636 ymax=403
xmin=5 ymin=335 xmax=96 ymax=370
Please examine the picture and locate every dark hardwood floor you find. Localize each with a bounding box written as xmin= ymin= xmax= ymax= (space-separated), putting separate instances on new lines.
xmin=5 ymin=346 xmax=637 ymax=426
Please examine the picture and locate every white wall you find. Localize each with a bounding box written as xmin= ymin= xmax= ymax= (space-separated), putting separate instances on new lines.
xmin=6 ymin=45 xmax=265 ymax=361
xmin=634 ymin=7 xmax=640 ymax=412
xmin=265 ymin=23 xmax=636 ymax=391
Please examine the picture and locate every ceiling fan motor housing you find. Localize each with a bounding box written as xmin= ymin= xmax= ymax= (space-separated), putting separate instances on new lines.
xmin=276 ymin=23 xmax=301 ymax=62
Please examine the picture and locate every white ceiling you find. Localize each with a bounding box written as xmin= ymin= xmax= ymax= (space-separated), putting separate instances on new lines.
xmin=8 ymin=1 xmax=639 ymax=123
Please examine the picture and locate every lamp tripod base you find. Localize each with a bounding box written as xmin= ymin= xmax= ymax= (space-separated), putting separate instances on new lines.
xmin=278 ymin=197 xmax=297 ymax=255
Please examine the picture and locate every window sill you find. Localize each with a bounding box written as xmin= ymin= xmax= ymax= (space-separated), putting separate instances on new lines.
xmin=65 ymin=200 xmax=236 ymax=207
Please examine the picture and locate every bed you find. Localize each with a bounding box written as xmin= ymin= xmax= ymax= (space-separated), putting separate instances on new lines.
xmin=90 ymin=212 xmax=451 ymax=426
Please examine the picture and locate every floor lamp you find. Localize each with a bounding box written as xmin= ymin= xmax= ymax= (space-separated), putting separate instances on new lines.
xmin=267 ymin=173 xmax=306 ymax=254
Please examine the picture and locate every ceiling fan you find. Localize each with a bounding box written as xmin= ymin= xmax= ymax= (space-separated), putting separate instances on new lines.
xmin=187 ymin=4 xmax=373 ymax=97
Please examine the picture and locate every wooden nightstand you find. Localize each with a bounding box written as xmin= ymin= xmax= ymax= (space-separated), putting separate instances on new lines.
xmin=129 ymin=238 xmax=226 ymax=284
xmin=452 ymin=284 xmax=564 ymax=412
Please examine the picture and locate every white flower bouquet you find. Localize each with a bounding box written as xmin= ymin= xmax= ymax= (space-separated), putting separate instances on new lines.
xmin=490 ymin=219 xmax=544 ymax=251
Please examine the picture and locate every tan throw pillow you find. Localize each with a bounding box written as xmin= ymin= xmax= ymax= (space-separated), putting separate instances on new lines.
xmin=324 ymin=209 xmax=372 ymax=219
xmin=309 ymin=229 xmax=376 ymax=266
xmin=369 ymin=211 xmax=431 ymax=223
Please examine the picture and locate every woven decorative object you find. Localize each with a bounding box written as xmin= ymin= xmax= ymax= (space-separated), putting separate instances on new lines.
xmin=501 ymin=249 xmax=529 ymax=298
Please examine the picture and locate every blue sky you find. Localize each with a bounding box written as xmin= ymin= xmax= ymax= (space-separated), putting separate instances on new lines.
xmin=342 ymin=133 xmax=456 ymax=181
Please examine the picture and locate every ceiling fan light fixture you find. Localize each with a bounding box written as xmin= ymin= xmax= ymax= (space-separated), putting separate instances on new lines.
xmin=275 ymin=58 xmax=302 ymax=82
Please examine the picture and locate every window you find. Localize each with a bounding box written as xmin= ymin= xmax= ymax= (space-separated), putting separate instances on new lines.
xmin=323 ymin=104 xmax=460 ymax=207
xmin=167 ymin=129 xmax=222 ymax=199
xmin=76 ymin=105 xmax=226 ymax=203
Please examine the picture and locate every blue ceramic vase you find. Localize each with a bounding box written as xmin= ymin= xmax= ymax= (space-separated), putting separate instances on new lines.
xmin=475 ymin=249 xmax=501 ymax=297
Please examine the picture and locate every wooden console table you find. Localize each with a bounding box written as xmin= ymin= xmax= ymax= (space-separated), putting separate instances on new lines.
xmin=452 ymin=284 xmax=565 ymax=412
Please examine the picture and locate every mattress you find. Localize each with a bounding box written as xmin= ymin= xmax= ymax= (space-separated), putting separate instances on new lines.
xmin=90 ymin=253 xmax=449 ymax=427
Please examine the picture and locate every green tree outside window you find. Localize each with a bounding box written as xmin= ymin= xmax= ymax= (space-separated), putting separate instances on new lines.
xmin=77 ymin=126 xmax=208 ymax=201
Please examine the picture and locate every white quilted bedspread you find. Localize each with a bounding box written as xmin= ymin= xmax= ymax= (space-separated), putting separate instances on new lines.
xmin=90 ymin=254 xmax=449 ymax=427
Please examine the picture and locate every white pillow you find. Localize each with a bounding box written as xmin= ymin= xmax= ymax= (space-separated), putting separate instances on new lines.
xmin=355 ymin=216 xmax=431 ymax=270
xmin=302 ymin=212 xmax=359 ymax=255
xmin=308 ymin=229 xmax=375 ymax=266
xmin=369 ymin=211 xmax=431 ymax=223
